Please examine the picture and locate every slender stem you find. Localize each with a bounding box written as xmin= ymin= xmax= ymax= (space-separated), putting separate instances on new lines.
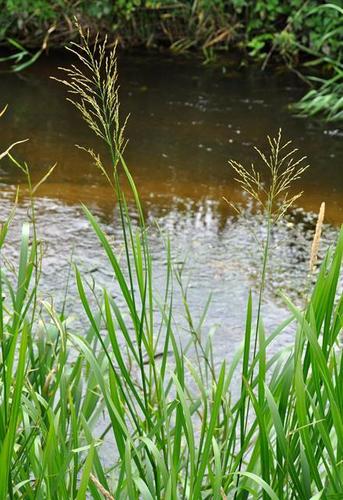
xmin=234 ymin=209 xmax=272 ymax=498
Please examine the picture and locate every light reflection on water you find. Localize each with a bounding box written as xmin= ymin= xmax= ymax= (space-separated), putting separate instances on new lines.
xmin=0 ymin=191 xmax=338 ymax=361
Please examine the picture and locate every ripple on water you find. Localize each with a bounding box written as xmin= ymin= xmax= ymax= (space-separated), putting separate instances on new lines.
xmin=0 ymin=193 xmax=339 ymax=364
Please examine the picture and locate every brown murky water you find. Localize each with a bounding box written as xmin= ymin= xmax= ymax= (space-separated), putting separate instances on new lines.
xmin=0 ymin=51 xmax=342 ymax=352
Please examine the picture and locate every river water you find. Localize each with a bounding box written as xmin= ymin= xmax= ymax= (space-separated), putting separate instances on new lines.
xmin=0 ymin=51 xmax=342 ymax=356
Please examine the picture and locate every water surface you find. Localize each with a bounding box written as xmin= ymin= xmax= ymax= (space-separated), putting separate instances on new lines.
xmin=0 ymin=51 xmax=342 ymax=355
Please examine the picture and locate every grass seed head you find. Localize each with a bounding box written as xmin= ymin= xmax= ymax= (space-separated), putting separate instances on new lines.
xmin=228 ymin=129 xmax=309 ymax=221
xmin=52 ymin=19 xmax=128 ymax=169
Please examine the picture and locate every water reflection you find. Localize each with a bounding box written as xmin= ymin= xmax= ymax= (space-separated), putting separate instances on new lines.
xmin=0 ymin=51 xmax=342 ymax=221
xmin=0 ymin=191 xmax=338 ymax=360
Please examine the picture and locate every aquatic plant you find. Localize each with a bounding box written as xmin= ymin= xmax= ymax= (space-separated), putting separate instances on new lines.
xmin=0 ymin=24 xmax=342 ymax=499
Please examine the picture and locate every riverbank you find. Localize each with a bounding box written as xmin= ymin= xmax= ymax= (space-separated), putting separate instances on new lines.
xmin=1 ymin=1 xmax=341 ymax=64
xmin=2 ymin=1 xmax=342 ymax=120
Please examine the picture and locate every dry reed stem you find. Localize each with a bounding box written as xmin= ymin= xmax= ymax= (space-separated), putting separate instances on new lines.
xmin=309 ymin=201 xmax=325 ymax=272
xmin=0 ymin=104 xmax=8 ymax=118
xmin=90 ymin=473 xmax=114 ymax=500
xmin=0 ymin=139 xmax=29 ymax=161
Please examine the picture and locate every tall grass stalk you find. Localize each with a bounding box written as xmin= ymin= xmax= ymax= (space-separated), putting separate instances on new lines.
xmin=0 ymin=25 xmax=342 ymax=498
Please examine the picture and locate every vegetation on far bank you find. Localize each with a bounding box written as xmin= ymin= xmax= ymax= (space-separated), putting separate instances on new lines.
xmin=0 ymin=25 xmax=342 ymax=497
xmin=1 ymin=0 xmax=343 ymax=120
xmin=1 ymin=0 xmax=341 ymax=60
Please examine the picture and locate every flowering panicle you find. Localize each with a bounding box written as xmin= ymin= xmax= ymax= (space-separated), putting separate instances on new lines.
xmin=52 ymin=20 xmax=128 ymax=173
xmin=228 ymin=129 xmax=309 ymax=221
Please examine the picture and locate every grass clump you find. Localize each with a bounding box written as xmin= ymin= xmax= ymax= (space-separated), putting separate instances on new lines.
xmin=293 ymin=68 xmax=343 ymax=122
xmin=0 ymin=25 xmax=342 ymax=499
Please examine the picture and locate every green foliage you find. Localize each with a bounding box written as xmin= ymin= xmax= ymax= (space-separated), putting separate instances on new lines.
xmin=6 ymin=0 xmax=58 ymax=20
xmin=293 ymin=69 xmax=343 ymax=121
xmin=291 ymin=4 xmax=343 ymax=121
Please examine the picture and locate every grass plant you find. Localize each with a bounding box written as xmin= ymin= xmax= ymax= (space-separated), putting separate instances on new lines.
xmin=293 ymin=69 xmax=343 ymax=122
xmin=0 ymin=25 xmax=342 ymax=499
